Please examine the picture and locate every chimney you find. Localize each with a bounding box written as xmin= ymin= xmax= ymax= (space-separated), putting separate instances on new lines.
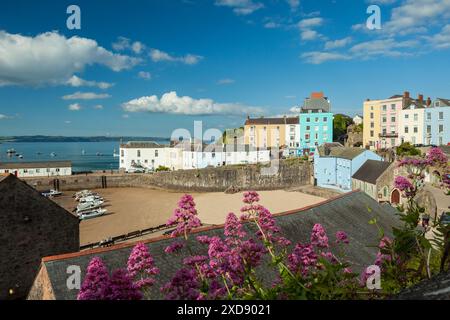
xmin=418 ymin=94 xmax=423 ymax=102
xmin=426 ymin=97 xmax=431 ymax=107
xmin=311 ymin=91 xmax=324 ymax=99
xmin=403 ymin=91 xmax=410 ymax=99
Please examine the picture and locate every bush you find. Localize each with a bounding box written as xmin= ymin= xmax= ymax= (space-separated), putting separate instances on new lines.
xmin=155 ymin=165 xmax=170 ymax=172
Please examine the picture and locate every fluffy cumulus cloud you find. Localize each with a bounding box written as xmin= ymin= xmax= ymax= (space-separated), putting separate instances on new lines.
xmin=301 ymin=51 xmax=350 ymax=64
xmin=122 ymin=91 xmax=264 ymax=116
xmin=0 ymin=31 xmax=140 ymax=87
xmin=62 ymin=92 xmax=111 ymax=100
xmin=286 ymin=0 xmax=300 ymax=10
xmin=66 ymin=75 xmax=113 ymax=89
xmin=324 ymin=37 xmax=352 ymax=50
xmin=214 ymin=0 xmax=264 ymax=15
xmin=149 ymin=49 xmax=203 ymax=65
xmin=426 ymin=24 xmax=450 ymax=49
xmin=68 ymin=103 xmax=82 ymax=111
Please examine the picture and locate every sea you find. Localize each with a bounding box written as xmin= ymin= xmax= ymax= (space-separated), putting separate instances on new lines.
xmin=0 ymin=140 xmax=168 ymax=172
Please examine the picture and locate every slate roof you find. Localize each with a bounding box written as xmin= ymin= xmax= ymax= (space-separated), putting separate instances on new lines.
xmin=317 ymin=144 xmax=366 ymax=160
xmin=352 ymin=160 xmax=392 ymax=184
xmin=245 ymin=117 xmax=299 ymax=125
xmin=0 ymin=161 xmax=72 ymax=169
xmin=393 ymin=271 xmax=450 ymax=300
xmin=302 ymin=97 xmax=331 ymax=113
xmin=120 ymin=141 xmax=165 ymax=149
xmin=436 ymin=98 xmax=450 ymax=106
xmin=29 ymin=191 xmax=401 ymax=300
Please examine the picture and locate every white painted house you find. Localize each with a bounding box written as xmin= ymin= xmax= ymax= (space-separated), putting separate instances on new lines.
xmin=0 ymin=161 xmax=72 ymax=177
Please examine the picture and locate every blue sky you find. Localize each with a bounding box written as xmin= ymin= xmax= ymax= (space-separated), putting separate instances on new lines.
xmin=0 ymin=0 xmax=449 ymax=137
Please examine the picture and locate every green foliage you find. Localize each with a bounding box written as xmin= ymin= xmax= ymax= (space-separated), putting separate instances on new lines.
xmin=396 ymin=142 xmax=421 ymax=157
xmin=155 ymin=165 xmax=170 ymax=172
xmin=333 ymin=114 xmax=353 ymax=141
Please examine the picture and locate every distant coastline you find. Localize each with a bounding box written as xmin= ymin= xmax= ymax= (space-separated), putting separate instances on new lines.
xmin=0 ymin=136 xmax=170 ymax=143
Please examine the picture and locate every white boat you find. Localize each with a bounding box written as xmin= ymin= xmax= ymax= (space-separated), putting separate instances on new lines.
xmin=50 ymin=152 xmax=57 ymax=157
xmin=79 ymin=208 xmax=107 ymax=220
xmin=74 ymin=190 xmax=98 ymax=200
xmin=79 ymin=195 xmax=103 ymax=203
xmin=42 ymin=190 xmax=63 ymax=198
xmin=77 ymin=200 xmax=105 ymax=213
xmin=6 ymin=149 xmax=16 ymax=154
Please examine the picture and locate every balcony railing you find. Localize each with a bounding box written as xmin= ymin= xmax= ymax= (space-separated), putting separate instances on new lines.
xmin=379 ymin=133 xmax=398 ymax=138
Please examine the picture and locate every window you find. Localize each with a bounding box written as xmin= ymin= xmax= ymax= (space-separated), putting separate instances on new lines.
xmin=315 ymin=117 xmax=319 ymax=122
xmin=144 ymin=159 xmax=148 ymax=163
xmin=391 ymin=138 xmax=395 ymax=146
xmin=390 ymin=126 xmax=395 ymax=134
xmin=414 ymin=114 xmax=418 ymax=121
xmin=435 ymin=101 xmax=440 ymax=107
xmin=439 ymin=112 xmax=444 ymax=120
xmin=439 ymin=137 xmax=443 ymax=145
xmin=391 ymin=116 xmax=396 ymax=123
xmin=155 ymin=150 xmax=158 ymax=157
xmin=370 ymin=113 xmax=374 ymax=119
xmin=382 ymin=105 xmax=387 ymax=111
xmin=370 ymin=130 xmax=374 ymax=137
xmin=427 ymin=125 xmax=431 ymax=134
xmin=306 ymin=118 xmax=310 ymax=122
xmin=212 ymin=152 xmax=215 ymax=158
xmin=404 ymin=126 xmax=409 ymax=133
xmin=323 ymin=117 xmax=327 ymax=122
xmin=137 ymin=150 xmax=141 ymax=157
xmin=391 ymin=104 xmax=396 ymax=110
xmin=382 ymin=117 xmax=386 ymax=123
xmin=121 ymin=150 xmax=124 ymax=157
xmin=413 ymin=126 xmax=418 ymax=133
xmin=427 ymin=113 xmax=431 ymax=120
xmin=370 ymin=122 xmax=374 ymax=128
xmin=405 ymin=114 xmax=409 ymax=119
xmin=306 ymin=126 xmax=310 ymax=131
xmin=382 ymin=128 xmax=387 ymax=135
xmin=439 ymin=124 xmax=443 ymax=133
xmin=305 ymin=133 xmax=310 ymax=140
xmin=315 ymin=133 xmax=318 ymax=140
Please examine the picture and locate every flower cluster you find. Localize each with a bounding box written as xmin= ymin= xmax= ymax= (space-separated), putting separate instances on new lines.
xmin=426 ymin=147 xmax=448 ymax=167
xmin=127 ymin=243 xmax=159 ymax=290
xmin=394 ymin=176 xmax=416 ymax=198
xmin=166 ymin=194 xmax=201 ymax=239
xmin=310 ymin=224 xmax=329 ymax=249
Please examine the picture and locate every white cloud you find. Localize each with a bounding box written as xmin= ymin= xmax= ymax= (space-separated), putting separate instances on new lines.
xmin=298 ymin=17 xmax=323 ymax=29
xmin=93 ymin=105 xmax=104 ymax=110
xmin=324 ymin=37 xmax=352 ymax=50
xmin=217 ymin=78 xmax=235 ymax=85
xmin=289 ymin=106 xmax=301 ymax=113
xmin=62 ymin=92 xmax=111 ymax=100
xmin=349 ymin=38 xmax=418 ymax=58
xmin=149 ymin=49 xmax=203 ymax=65
xmin=122 ymin=91 xmax=264 ymax=116
xmin=112 ymin=36 xmax=145 ymax=54
xmin=0 ymin=114 xmax=12 ymax=119
xmin=301 ymin=51 xmax=350 ymax=64
xmin=66 ymin=75 xmax=113 ymax=89
xmin=0 ymin=31 xmax=140 ymax=87
xmin=264 ymin=21 xmax=281 ymax=29
xmin=68 ymin=103 xmax=82 ymax=111
xmin=298 ymin=17 xmax=324 ymax=41
xmin=215 ymin=0 xmax=264 ymax=15
xmin=425 ymin=24 xmax=450 ymax=49
xmin=286 ymin=0 xmax=300 ymax=10
xmin=138 ymin=71 xmax=152 ymax=80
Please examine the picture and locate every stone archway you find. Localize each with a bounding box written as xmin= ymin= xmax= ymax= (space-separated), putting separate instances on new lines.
xmin=391 ymin=189 xmax=400 ymax=204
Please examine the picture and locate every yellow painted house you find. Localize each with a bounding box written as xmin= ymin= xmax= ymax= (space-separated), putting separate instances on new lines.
xmin=244 ymin=116 xmax=298 ymax=148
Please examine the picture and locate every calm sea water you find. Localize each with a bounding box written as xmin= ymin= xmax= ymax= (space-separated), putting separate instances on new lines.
xmin=0 ymin=140 xmax=165 ymax=172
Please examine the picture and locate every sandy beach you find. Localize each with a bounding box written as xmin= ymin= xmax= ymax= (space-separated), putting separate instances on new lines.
xmin=53 ymin=188 xmax=325 ymax=246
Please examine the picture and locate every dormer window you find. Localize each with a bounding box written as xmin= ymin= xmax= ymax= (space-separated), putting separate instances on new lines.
xmin=435 ymin=101 xmax=440 ymax=107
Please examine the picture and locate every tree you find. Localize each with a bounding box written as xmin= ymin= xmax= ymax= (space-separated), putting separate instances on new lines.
xmin=333 ymin=114 xmax=353 ymax=142
xmin=396 ymin=142 xmax=421 ymax=157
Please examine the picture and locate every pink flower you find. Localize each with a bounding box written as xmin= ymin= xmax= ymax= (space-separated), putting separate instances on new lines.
xmin=310 ymin=224 xmax=329 ymax=249
xmin=127 ymin=243 xmax=159 ymax=290
xmin=77 ymin=257 xmax=110 ymax=300
xmin=161 ymin=268 xmax=202 ymax=300
xmin=288 ymin=243 xmax=318 ymax=277
xmin=164 ymin=241 xmax=185 ymax=254
xmin=243 ymin=191 xmax=260 ymax=204
xmin=426 ymin=147 xmax=448 ymax=166
xmin=336 ymin=231 xmax=349 ymax=244
xmin=105 ymin=269 xmax=143 ymax=300
xmin=394 ymin=176 xmax=415 ymax=198
xmin=166 ymin=194 xmax=202 ymax=238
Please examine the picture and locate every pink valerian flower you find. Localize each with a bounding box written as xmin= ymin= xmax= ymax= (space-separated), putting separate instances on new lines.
xmin=310 ymin=224 xmax=329 ymax=249
xmin=165 ymin=241 xmax=185 ymax=254
xmin=288 ymin=243 xmax=318 ymax=277
xmin=224 ymin=212 xmax=246 ymax=245
xmin=375 ymin=237 xmax=392 ymax=267
xmin=255 ymin=207 xmax=291 ymax=247
xmin=394 ymin=176 xmax=416 ymax=198
xmin=166 ymin=194 xmax=202 ymax=238
xmin=320 ymin=251 xmax=338 ymax=264
xmin=105 ymin=269 xmax=143 ymax=300
xmin=426 ymin=147 xmax=448 ymax=166
xmin=77 ymin=257 xmax=110 ymax=300
xmin=336 ymin=231 xmax=349 ymax=244
xmin=243 ymin=191 xmax=260 ymax=204
xmin=127 ymin=243 xmax=159 ymax=290
xmin=161 ymin=268 xmax=202 ymax=300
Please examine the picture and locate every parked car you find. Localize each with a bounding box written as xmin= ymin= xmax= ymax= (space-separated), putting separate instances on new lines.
xmin=439 ymin=212 xmax=450 ymax=226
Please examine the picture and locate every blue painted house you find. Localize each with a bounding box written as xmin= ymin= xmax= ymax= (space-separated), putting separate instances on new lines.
xmin=424 ymin=99 xmax=450 ymax=146
xmin=313 ymin=143 xmax=383 ymax=192
xmin=298 ymin=92 xmax=334 ymax=155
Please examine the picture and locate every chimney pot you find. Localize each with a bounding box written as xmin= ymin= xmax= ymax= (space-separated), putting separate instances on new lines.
xmin=426 ymin=97 xmax=431 ymax=106
xmin=418 ymin=94 xmax=423 ymax=102
xmin=404 ymin=91 xmax=410 ymax=99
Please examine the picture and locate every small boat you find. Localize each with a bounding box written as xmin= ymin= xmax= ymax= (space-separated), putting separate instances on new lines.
xmin=113 ymin=149 xmax=119 ymax=157
xmin=18 ymin=154 xmax=23 ymax=159
xmin=50 ymin=152 xmax=57 ymax=157
xmin=79 ymin=195 xmax=103 ymax=203
xmin=36 ymin=152 xmax=42 ymax=155
xmin=76 ymin=200 xmax=105 ymax=213
xmin=42 ymin=190 xmax=63 ymax=198
xmin=79 ymin=208 xmax=107 ymax=220
xmin=7 ymin=149 xmax=16 ymax=154
xmin=81 ymin=149 xmax=86 ymax=155
xmin=96 ymin=152 xmax=103 ymax=156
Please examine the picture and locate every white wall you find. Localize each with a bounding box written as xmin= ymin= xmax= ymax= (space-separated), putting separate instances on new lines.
xmin=399 ymin=108 xmax=425 ymax=145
